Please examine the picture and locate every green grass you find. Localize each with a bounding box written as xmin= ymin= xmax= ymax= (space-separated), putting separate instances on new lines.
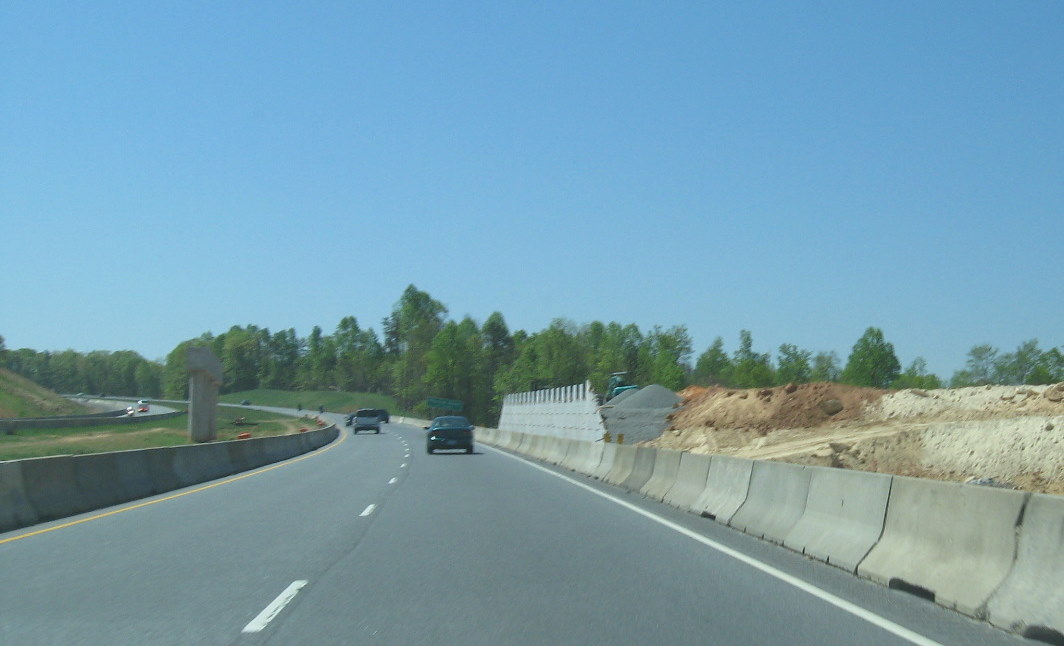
xmin=219 ymin=389 xmax=400 ymax=414
xmin=0 ymin=405 xmax=320 ymax=461
xmin=0 ymin=368 xmax=95 ymax=418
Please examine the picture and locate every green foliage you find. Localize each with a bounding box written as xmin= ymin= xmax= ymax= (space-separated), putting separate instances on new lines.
xmin=891 ymin=357 xmax=942 ymax=390
xmin=776 ymin=344 xmax=813 ymax=385
xmin=692 ymin=337 xmax=731 ymax=385
xmin=810 ymin=351 xmax=841 ymax=382
xmin=841 ymin=327 xmax=901 ymax=388
xmin=729 ymin=330 xmax=775 ymax=388
xmin=951 ymin=340 xmax=1064 ymax=386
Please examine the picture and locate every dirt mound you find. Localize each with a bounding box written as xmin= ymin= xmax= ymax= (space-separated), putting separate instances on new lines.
xmin=670 ymin=382 xmax=887 ymax=435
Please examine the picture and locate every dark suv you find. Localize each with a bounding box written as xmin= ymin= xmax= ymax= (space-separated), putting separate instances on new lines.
xmin=352 ymin=408 xmax=381 ymax=434
xmin=425 ymin=416 xmax=475 ymax=454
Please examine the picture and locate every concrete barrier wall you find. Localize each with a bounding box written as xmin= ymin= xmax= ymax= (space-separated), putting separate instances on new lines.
xmin=987 ymin=493 xmax=1064 ymax=638
xmin=0 ymin=425 xmax=339 ymax=534
xmin=783 ymin=467 xmax=893 ymax=573
xmin=640 ymin=449 xmax=683 ymax=501
xmin=592 ymin=443 xmax=619 ymax=480
xmin=729 ymin=461 xmax=811 ymax=544
xmin=857 ymin=476 xmax=1028 ymax=618
xmin=620 ymin=446 xmax=658 ymax=492
xmin=604 ymin=445 xmax=638 ymax=486
xmin=498 ymin=381 xmax=607 ymax=441
xmin=0 ymin=461 xmax=39 ymax=532
xmin=574 ymin=441 xmax=605 ymax=476
xmin=694 ymin=455 xmax=753 ymax=523
xmin=663 ymin=452 xmax=712 ymax=512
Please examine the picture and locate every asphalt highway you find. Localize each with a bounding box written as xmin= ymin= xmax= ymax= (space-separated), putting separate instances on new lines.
xmin=0 ymin=417 xmax=1030 ymax=645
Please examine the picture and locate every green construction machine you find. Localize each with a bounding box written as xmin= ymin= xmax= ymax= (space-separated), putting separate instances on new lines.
xmin=604 ymin=372 xmax=639 ymax=402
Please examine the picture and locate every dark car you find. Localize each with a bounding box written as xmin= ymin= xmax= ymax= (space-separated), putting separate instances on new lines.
xmin=425 ymin=416 xmax=475 ymax=454
xmin=377 ymin=409 xmax=390 ymax=423
xmin=352 ymin=408 xmax=381 ymax=434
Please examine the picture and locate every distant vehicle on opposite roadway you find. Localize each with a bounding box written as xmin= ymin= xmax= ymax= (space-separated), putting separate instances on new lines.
xmin=425 ymin=416 xmax=475 ymax=454
xmin=136 ymin=400 xmax=150 ymax=413
xmin=240 ymin=399 xmax=251 ymax=406
xmin=352 ymin=408 xmax=381 ymax=434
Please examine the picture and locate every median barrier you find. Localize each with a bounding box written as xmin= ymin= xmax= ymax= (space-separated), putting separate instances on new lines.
xmin=783 ymin=467 xmax=892 ymax=572
xmin=20 ymin=456 xmax=90 ymax=521
xmin=172 ymin=443 xmax=234 ymax=487
xmin=559 ymin=440 xmax=588 ymax=471
xmin=694 ymin=455 xmax=753 ymax=523
xmin=526 ymin=435 xmax=548 ymax=460
xmin=604 ymin=445 xmax=638 ymax=486
xmin=663 ymin=452 xmax=712 ymax=512
xmin=729 ymin=461 xmax=810 ymax=544
xmin=574 ymin=441 xmax=604 ymax=476
xmin=112 ymin=449 xmax=155 ymax=502
xmin=144 ymin=446 xmax=181 ymax=493
xmin=0 ymin=461 xmax=38 ymax=532
xmin=620 ymin=446 xmax=658 ymax=492
xmin=72 ymin=453 xmax=126 ymax=510
xmin=987 ymin=493 xmax=1064 ymax=638
xmin=492 ymin=429 xmax=513 ymax=448
xmin=506 ymin=430 xmax=524 ymax=451
xmin=857 ymin=476 xmax=1028 ymax=618
xmin=592 ymin=443 xmax=619 ymax=480
xmin=640 ymin=449 xmax=682 ymax=501
xmin=515 ymin=432 xmax=534 ymax=455
xmin=549 ymin=439 xmax=576 ymax=465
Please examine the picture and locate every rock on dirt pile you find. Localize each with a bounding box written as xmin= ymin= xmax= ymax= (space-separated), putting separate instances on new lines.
xmin=669 ymin=382 xmax=887 ymax=435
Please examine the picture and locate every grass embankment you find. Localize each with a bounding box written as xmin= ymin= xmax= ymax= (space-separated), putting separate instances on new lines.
xmin=0 ymin=405 xmax=322 ymax=461
xmin=219 ymin=389 xmax=399 ymax=414
xmin=0 ymin=368 xmax=95 ymax=418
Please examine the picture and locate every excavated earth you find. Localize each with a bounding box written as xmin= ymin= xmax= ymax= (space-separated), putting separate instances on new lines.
xmin=647 ymin=381 xmax=1064 ymax=495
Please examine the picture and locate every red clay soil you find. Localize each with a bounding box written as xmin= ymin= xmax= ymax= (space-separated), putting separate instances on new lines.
xmin=670 ymin=382 xmax=888 ymax=435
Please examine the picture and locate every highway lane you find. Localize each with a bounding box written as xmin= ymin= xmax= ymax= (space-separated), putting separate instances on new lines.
xmin=0 ymin=419 xmax=1029 ymax=645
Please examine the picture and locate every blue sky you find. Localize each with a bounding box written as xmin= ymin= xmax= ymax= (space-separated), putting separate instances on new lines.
xmin=3 ymin=2 xmax=1061 ymax=380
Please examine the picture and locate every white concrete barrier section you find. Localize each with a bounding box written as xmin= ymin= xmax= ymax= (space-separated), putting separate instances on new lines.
xmin=592 ymin=443 xmax=618 ymax=480
xmin=729 ymin=461 xmax=811 ymax=544
xmin=857 ymin=476 xmax=1028 ymax=618
xmin=0 ymin=461 xmax=38 ymax=532
xmin=603 ymin=445 xmax=638 ymax=486
xmin=640 ymin=449 xmax=683 ymax=501
xmin=172 ymin=443 xmax=234 ymax=486
xmin=783 ymin=467 xmax=893 ymax=572
xmin=987 ymin=493 xmax=1064 ymax=638
xmin=575 ymin=441 xmax=605 ymax=476
xmin=620 ymin=447 xmax=658 ymax=492
xmin=663 ymin=452 xmax=712 ymax=512
xmin=559 ymin=440 xmax=590 ymax=471
xmin=549 ymin=439 xmax=577 ymax=465
xmin=694 ymin=455 xmax=754 ymax=523
xmin=498 ymin=381 xmax=607 ymax=441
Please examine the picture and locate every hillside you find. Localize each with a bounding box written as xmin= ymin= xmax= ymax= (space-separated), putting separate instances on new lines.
xmin=649 ymin=381 xmax=1064 ymax=495
xmin=0 ymin=368 xmax=96 ymax=418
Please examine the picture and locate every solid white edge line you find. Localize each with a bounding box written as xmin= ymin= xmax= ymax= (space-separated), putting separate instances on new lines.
xmin=241 ymin=580 xmax=308 ymax=633
xmin=360 ymin=504 xmax=376 ymax=517
xmin=484 ymin=445 xmax=946 ymax=646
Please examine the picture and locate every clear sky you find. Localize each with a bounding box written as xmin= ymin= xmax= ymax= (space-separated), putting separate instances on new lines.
xmin=2 ymin=2 xmax=1061 ymax=380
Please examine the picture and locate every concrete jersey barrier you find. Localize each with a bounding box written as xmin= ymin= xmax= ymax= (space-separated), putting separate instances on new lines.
xmin=987 ymin=493 xmax=1064 ymax=637
xmin=694 ymin=455 xmax=754 ymax=523
xmin=592 ymin=443 xmax=618 ymax=480
xmin=663 ymin=452 xmax=712 ymax=512
xmin=0 ymin=425 xmax=339 ymax=534
xmin=783 ymin=466 xmax=893 ymax=572
xmin=603 ymin=445 xmax=638 ymax=486
xmin=729 ymin=461 xmax=811 ymax=544
xmin=640 ymin=449 xmax=682 ymax=501
xmin=620 ymin=446 xmax=658 ymax=492
xmin=857 ymin=476 xmax=1029 ymax=618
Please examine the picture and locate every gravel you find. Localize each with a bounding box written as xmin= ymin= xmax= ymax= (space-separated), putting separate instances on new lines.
xmin=601 ymin=385 xmax=682 ymax=444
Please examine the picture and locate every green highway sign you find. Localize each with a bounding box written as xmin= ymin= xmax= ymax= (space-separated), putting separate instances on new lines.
xmin=426 ymin=397 xmax=463 ymax=411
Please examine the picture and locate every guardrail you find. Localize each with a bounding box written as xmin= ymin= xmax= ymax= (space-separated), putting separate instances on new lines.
xmin=479 ymin=429 xmax=1064 ymax=643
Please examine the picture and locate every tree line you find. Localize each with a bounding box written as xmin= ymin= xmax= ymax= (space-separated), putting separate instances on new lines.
xmin=3 ymin=288 xmax=1063 ymax=425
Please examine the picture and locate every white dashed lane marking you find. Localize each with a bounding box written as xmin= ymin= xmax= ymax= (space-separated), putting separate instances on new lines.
xmin=388 ymin=477 xmax=398 ymax=485
xmin=241 ymin=580 xmax=308 ymax=633
xmin=360 ymin=504 xmax=376 ymax=517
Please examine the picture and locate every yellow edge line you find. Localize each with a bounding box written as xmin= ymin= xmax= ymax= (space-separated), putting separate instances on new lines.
xmin=0 ymin=428 xmax=347 ymax=546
